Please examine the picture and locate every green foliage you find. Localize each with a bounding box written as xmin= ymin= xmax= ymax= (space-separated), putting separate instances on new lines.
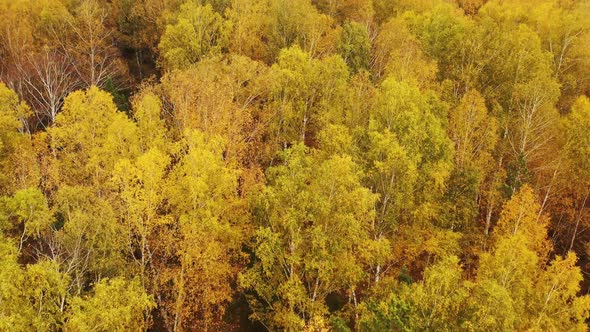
xmin=405 ymin=3 xmax=468 ymax=81
xmin=337 ymin=21 xmax=370 ymax=73
xmin=0 ymin=188 xmax=52 ymax=240
xmin=54 ymin=185 xmax=128 ymax=289
xmin=406 ymin=255 xmax=470 ymax=330
xmin=370 ymin=78 xmax=453 ymax=225
xmin=0 ymin=237 xmax=69 ymax=331
xmin=268 ymin=46 xmax=349 ymax=147
xmin=64 ymin=277 xmax=154 ymax=331
xmin=241 ymin=144 xmax=380 ymax=329
xmin=471 ymin=185 xmax=590 ymax=331
xmin=358 ymin=293 xmax=413 ymax=332
xmin=373 ymin=16 xmax=437 ymax=84
xmin=159 ymin=2 xmax=231 ymax=70
xmin=49 ymin=86 xmax=140 ymax=188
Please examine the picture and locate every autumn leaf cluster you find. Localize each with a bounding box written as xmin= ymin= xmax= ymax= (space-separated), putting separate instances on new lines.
xmin=1 ymin=0 xmax=590 ymax=331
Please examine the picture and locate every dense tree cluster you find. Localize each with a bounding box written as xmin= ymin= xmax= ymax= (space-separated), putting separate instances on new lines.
xmin=1 ymin=0 xmax=590 ymax=331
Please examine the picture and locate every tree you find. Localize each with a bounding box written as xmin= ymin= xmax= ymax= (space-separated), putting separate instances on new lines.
xmin=111 ymin=149 xmax=170 ymax=282
xmin=453 ymin=3 xmax=564 ymax=220
xmin=449 ymin=90 xmax=497 ymax=172
xmin=66 ymin=0 xmax=128 ymax=88
xmin=227 ymin=0 xmax=338 ymax=63
xmin=267 ymin=47 xmax=348 ymax=148
xmin=49 ymin=185 xmax=128 ymax=294
xmin=0 ymin=188 xmax=52 ymax=253
xmin=477 ymin=0 xmax=590 ymax=110
xmin=365 ymin=78 xmax=454 ymax=280
xmin=19 ymin=49 xmax=81 ymax=125
xmin=472 ymin=185 xmax=590 ymax=330
xmin=357 ymin=292 xmax=413 ymax=332
xmin=447 ymin=90 xmax=498 ymax=232
xmin=554 ymin=96 xmax=590 ymax=254
xmin=404 ymin=3 xmax=469 ymax=83
xmin=64 ymin=277 xmax=154 ymax=331
xmin=313 ymin=0 xmax=374 ymax=24
xmin=48 ymin=86 xmax=139 ymax=189
xmin=226 ymin=0 xmax=275 ymax=62
xmin=0 ymin=1 xmax=87 ymax=126
xmin=2 ymin=1 xmax=590 ymax=330
xmin=0 ymin=82 xmax=29 ymax=136
xmin=404 ymin=255 xmax=469 ymax=331
xmin=0 ymin=83 xmax=36 ymax=193
xmin=336 ymin=21 xmax=370 ymax=74
xmin=158 ymin=55 xmax=265 ymax=163
xmin=532 ymin=252 xmax=590 ymax=331
xmin=358 ymin=256 xmax=469 ymax=331
xmin=372 ymin=16 xmax=437 ymax=85
xmin=470 ymin=233 xmax=537 ymax=331
xmin=241 ymin=144 xmax=379 ymax=330
xmin=0 ymin=236 xmax=69 ymax=332
xmin=110 ymin=0 xmax=183 ymax=80
xmin=161 ymin=130 xmax=244 ymax=331
xmin=110 ymin=0 xmax=183 ymax=53
xmin=364 ymin=186 xmax=590 ymax=332
xmin=493 ymin=185 xmax=550 ymax=257
xmin=131 ymin=91 xmax=170 ymax=153
xmin=366 ymin=129 xmax=417 ymax=240
xmin=370 ymin=78 xmax=453 ymax=225
xmin=158 ymin=2 xmax=230 ymax=71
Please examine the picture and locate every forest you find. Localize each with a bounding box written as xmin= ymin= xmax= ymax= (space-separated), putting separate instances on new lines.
xmin=0 ymin=0 xmax=590 ymax=331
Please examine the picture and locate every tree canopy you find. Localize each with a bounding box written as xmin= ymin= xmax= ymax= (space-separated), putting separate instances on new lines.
xmin=1 ymin=0 xmax=589 ymax=331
